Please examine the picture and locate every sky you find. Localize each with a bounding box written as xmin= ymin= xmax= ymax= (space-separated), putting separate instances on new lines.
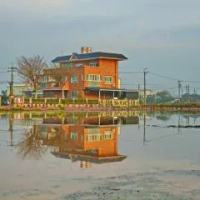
xmin=0 ymin=0 xmax=200 ymax=95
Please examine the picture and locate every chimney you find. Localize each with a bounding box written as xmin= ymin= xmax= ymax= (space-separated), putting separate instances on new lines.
xmin=81 ymin=46 xmax=92 ymax=54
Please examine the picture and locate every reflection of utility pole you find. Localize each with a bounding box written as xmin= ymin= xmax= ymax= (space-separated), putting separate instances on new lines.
xmin=143 ymin=111 xmax=146 ymax=145
xmin=178 ymin=114 xmax=181 ymax=133
xmin=9 ymin=117 xmax=14 ymax=147
xmin=143 ymin=68 xmax=148 ymax=106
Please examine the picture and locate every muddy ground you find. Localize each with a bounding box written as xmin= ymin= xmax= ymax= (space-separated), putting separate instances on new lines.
xmin=1 ymin=169 xmax=200 ymax=200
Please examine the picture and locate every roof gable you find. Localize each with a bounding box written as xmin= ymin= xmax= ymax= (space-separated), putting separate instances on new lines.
xmin=70 ymin=53 xmax=79 ymax=60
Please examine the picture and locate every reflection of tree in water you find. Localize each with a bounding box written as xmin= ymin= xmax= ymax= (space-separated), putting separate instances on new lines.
xmin=16 ymin=125 xmax=48 ymax=160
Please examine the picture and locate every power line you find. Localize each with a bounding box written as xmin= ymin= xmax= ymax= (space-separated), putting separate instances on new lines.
xmin=149 ymin=72 xmax=179 ymax=81
xmin=120 ymin=70 xmax=200 ymax=84
xmin=149 ymin=71 xmax=200 ymax=83
xmin=119 ymin=71 xmax=143 ymax=74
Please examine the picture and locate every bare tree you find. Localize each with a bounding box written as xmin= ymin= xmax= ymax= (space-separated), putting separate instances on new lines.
xmin=17 ymin=55 xmax=48 ymax=98
xmin=16 ymin=126 xmax=48 ymax=160
xmin=47 ymin=68 xmax=68 ymax=98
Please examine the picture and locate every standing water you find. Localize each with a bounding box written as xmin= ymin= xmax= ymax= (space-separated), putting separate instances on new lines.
xmin=0 ymin=111 xmax=200 ymax=200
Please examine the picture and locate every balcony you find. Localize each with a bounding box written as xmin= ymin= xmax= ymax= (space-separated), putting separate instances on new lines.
xmin=40 ymin=82 xmax=69 ymax=90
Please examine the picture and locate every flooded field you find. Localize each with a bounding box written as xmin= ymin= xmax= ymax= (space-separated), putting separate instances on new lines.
xmin=0 ymin=111 xmax=200 ymax=200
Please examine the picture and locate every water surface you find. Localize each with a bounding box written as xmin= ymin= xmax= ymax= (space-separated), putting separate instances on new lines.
xmin=1 ymin=111 xmax=200 ymax=200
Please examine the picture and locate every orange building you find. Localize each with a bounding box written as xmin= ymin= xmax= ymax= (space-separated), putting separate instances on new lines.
xmin=40 ymin=47 xmax=130 ymax=99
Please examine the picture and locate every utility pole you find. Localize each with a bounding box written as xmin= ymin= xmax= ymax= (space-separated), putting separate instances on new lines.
xmin=178 ymin=80 xmax=181 ymax=102
xmin=138 ymin=84 xmax=141 ymax=103
xmin=186 ymin=85 xmax=190 ymax=103
xmin=188 ymin=85 xmax=190 ymax=103
xmin=8 ymin=64 xmax=17 ymax=106
xmin=138 ymin=84 xmax=140 ymax=91
xmin=143 ymin=68 xmax=148 ymax=106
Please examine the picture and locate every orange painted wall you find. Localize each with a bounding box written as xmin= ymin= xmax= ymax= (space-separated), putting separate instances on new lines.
xmin=43 ymin=58 xmax=120 ymax=99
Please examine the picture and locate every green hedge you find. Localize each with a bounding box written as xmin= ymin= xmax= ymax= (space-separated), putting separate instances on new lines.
xmin=61 ymin=99 xmax=98 ymax=104
xmin=32 ymin=98 xmax=45 ymax=103
xmin=24 ymin=98 xmax=30 ymax=103
xmin=46 ymin=99 xmax=59 ymax=104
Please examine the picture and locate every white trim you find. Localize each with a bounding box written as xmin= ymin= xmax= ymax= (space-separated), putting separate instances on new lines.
xmin=69 ymin=53 xmax=78 ymax=60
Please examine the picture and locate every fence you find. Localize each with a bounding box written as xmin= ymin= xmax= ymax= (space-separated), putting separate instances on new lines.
xmin=13 ymin=97 xmax=139 ymax=107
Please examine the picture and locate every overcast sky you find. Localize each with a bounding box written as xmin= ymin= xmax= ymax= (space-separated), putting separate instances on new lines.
xmin=0 ymin=0 xmax=200 ymax=95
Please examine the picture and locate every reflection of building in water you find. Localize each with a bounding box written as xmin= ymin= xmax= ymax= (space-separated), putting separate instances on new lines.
xmin=35 ymin=115 xmax=139 ymax=168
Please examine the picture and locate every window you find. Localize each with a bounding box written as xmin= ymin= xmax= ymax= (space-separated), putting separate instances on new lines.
xmin=88 ymin=128 xmax=100 ymax=134
xmin=89 ymin=61 xmax=98 ymax=67
xmin=71 ymin=74 xmax=78 ymax=83
xmin=62 ymin=63 xmax=73 ymax=68
xmin=43 ymin=76 xmax=49 ymax=82
xmin=71 ymin=132 xmax=78 ymax=140
xmin=72 ymin=90 xmax=78 ymax=99
xmin=104 ymin=131 xmax=113 ymax=140
xmin=105 ymin=76 xmax=112 ymax=84
xmin=86 ymin=74 xmax=101 ymax=82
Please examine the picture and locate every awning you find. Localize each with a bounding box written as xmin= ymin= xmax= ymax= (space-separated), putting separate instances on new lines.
xmin=42 ymin=88 xmax=69 ymax=91
xmin=85 ymin=87 xmax=138 ymax=93
xmin=85 ymin=87 xmax=125 ymax=92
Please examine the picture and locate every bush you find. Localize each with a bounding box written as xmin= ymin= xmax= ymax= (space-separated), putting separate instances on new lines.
xmin=46 ymin=99 xmax=59 ymax=104
xmin=24 ymin=98 xmax=30 ymax=103
xmin=32 ymin=98 xmax=45 ymax=103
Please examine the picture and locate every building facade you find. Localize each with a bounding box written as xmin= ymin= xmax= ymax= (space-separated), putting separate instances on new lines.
xmin=40 ymin=47 xmax=134 ymax=100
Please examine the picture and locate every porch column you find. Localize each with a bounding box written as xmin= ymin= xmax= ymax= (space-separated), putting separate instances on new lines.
xmin=98 ymin=90 xmax=101 ymax=102
xmin=113 ymin=91 xmax=115 ymax=98
xmin=98 ymin=114 xmax=101 ymax=125
xmin=62 ymin=90 xmax=65 ymax=99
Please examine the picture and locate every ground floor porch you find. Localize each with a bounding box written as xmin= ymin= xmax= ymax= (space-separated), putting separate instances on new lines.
xmin=42 ymin=87 xmax=139 ymax=101
xmin=84 ymin=87 xmax=139 ymax=101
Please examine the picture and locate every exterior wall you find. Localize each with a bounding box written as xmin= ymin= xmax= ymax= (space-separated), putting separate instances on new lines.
xmin=84 ymin=59 xmax=118 ymax=89
xmin=42 ymin=58 xmax=120 ymax=99
xmin=68 ymin=67 xmax=85 ymax=99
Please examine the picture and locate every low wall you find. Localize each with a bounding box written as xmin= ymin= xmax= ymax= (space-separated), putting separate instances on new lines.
xmin=13 ymin=97 xmax=139 ymax=108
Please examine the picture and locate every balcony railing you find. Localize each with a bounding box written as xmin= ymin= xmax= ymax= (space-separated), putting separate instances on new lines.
xmin=40 ymin=82 xmax=69 ymax=90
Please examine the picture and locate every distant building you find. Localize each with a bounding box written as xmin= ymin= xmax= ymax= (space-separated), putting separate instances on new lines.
xmin=7 ymin=84 xmax=33 ymax=97
xmin=138 ymin=89 xmax=154 ymax=98
xmin=40 ymin=47 xmax=138 ymax=100
xmin=7 ymin=84 xmax=44 ymax=97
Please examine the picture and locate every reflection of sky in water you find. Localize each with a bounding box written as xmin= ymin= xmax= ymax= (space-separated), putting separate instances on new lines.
xmin=0 ymin=112 xmax=200 ymax=190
